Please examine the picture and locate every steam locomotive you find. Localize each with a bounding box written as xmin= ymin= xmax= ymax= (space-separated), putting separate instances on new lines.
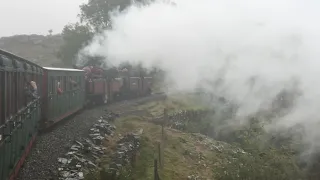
xmin=0 ymin=49 xmax=153 ymax=180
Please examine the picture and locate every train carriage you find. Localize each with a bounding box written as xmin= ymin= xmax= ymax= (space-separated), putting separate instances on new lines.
xmin=82 ymin=66 xmax=153 ymax=104
xmin=0 ymin=49 xmax=154 ymax=180
xmin=85 ymin=73 xmax=109 ymax=105
xmin=124 ymin=76 xmax=152 ymax=97
xmin=0 ymin=49 xmax=42 ymax=180
xmin=109 ymin=78 xmax=123 ymax=101
xmin=142 ymin=76 xmax=153 ymax=95
xmin=41 ymin=67 xmax=85 ymax=128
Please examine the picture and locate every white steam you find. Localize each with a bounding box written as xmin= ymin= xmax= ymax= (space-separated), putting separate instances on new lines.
xmin=81 ymin=0 xmax=320 ymax=154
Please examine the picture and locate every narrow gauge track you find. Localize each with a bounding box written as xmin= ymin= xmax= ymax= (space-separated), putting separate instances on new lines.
xmin=16 ymin=94 xmax=165 ymax=180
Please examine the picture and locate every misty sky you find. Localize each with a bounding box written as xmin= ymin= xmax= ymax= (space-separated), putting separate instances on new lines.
xmin=0 ymin=0 xmax=88 ymax=37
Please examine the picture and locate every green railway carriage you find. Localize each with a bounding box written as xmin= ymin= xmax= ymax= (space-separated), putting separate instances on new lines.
xmin=0 ymin=49 xmax=154 ymax=180
xmin=0 ymin=49 xmax=42 ymax=180
xmin=41 ymin=67 xmax=85 ymax=128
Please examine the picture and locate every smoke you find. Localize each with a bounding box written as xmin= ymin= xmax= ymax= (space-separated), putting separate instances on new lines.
xmin=80 ymin=0 xmax=320 ymax=156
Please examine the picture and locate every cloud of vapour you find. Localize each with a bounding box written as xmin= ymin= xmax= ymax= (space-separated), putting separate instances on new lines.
xmin=81 ymin=0 xmax=320 ymax=155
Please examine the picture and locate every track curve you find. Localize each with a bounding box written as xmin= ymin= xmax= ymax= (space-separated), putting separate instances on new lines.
xmin=16 ymin=94 xmax=165 ymax=180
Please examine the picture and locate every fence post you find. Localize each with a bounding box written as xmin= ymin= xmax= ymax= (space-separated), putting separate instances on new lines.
xmin=154 ymin=159 xmax=160 ymax=180
xmin=162 ymin=108 xmax=167 ymax=142
xmin=158 ymin=142 xmax=162 ymax=168
xmin=161 ymin=108 xmax=168 ymax=169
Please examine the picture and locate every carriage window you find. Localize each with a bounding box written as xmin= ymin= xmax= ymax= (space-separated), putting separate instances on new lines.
xmin=60 ymin=76 xmax=62 ymax=89
xmin=0 ymin=71 xmax=3 ymax=124
xmin=69 ymin=76 xmax=78 ymax=90
xmin=50 ymin=77 xmax=54 ymax=94
xmin=57 ymin=76 xmax=61 ymax=92
xmin=19 ymin=73 xmax=23 ymax=109
xmin=80 ymin=76 xmax=82 ymax=88
xmin=78 ymin=76 xmax=81 ymax=88
xmin=63 ymin=76 xmax=67 ymax=91
xmin=59 ymin=76 xmax=62 ymax=90
xmin=6 ymin=72 xmax=11 ymax=119
xmin=69 ymin=76 xmax=72 ymax=90
xmin=13 ymin=72 xmax=17 ymax=114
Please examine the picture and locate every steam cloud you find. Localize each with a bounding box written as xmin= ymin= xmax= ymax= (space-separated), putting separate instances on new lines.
xmin=80 ymin=0 xmax=320 ymax=156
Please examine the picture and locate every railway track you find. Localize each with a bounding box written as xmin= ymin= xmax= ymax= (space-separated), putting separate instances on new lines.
xmin=16 ymin=94 xmax=165 ymax=180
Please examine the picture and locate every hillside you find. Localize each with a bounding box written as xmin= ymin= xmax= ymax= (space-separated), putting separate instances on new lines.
xmin=0 ymin=34 xmax=65 ymax=67
xmin=81 ymin=94 xmax=304 ymax=180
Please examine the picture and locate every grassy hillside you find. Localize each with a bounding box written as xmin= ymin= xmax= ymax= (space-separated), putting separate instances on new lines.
xmin=86 ymin=94 xmax=304 ymax=180
xmin=0 ymin=34 xmax=64 ymax=67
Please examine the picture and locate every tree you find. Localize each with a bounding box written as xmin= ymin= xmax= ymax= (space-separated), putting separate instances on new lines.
xmin=58 ymin=0 xmax=146 ymax=66
xmin=57 ymin=23 xmax=93 ymax=66
xmin=77 ymin=54 xmax=105 ymax=68
xmin=48 ymin=29 xmax=53 ymax=36
xmin=79 ymin=0 xmax=143 ymax=31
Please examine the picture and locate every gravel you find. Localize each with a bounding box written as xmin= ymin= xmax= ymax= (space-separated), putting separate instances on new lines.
xmin=16 ymin=94 xmax=165 ymax=180
xmin=56 ymin=112 xmax=118 ymax=180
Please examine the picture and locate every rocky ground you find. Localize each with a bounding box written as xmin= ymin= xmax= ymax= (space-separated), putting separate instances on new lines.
xmin=16 ymin=94 xmax=165 ymax=180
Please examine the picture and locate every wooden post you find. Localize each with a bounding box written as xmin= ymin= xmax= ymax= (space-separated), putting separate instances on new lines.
xmin=158 ymin=142 xmax=161 ymax=167
xmin=162 ymin=108 xmax=167 ymax=141
xmin=154 ymin=159 xmax=160 ymax=180
xmin=160 ymin=108 xmax=168 ymax=169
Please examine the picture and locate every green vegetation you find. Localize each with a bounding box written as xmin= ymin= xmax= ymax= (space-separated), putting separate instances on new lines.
xmin=97 ymin=116 xmax=242 ymax=180
xmin=88 ymin=95 xmax=306 ymax=180
xmin=57 ymin=23 xmax=93 ymax=66
xmin=135 ymin=95 xmax=306 ymax=179
xmin=58 ymin=0 xmax=147 ymax=66
xmin=137 ymin=93 xmax=206 ymax=117
xmin=0 ymin=34 xmax=64 ymax=66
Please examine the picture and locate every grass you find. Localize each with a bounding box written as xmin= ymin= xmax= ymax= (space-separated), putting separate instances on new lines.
xmin=134 ymin=95 xmax=306 ymax=180
xmin=95 ymin=115 xmax=282 ymax=180
xmin=137 ymin=93 xmax=207 ymax=118
xmin=86 ymin=95 xmax=306 ymax=180
xmin=115 ymin=116 xmax=219 ymax=180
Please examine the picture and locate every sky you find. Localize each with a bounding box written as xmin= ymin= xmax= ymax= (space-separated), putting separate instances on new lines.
xmin=0 ymin=0 xmax=88 ymax=37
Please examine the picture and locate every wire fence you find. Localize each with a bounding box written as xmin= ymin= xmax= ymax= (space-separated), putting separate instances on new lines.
xmin=153 ymin=108 xmax=168 ymax=180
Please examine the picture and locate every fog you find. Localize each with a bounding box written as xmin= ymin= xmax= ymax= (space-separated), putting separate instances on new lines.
xmin=80 ymin=0 xmax=320 ymax=156
xmin=0 ymin=0 xmax=87 ymax=37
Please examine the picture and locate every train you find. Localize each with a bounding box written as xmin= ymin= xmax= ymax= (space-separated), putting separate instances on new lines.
xmin=0 ymin=49 xmax=153 ymax=180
